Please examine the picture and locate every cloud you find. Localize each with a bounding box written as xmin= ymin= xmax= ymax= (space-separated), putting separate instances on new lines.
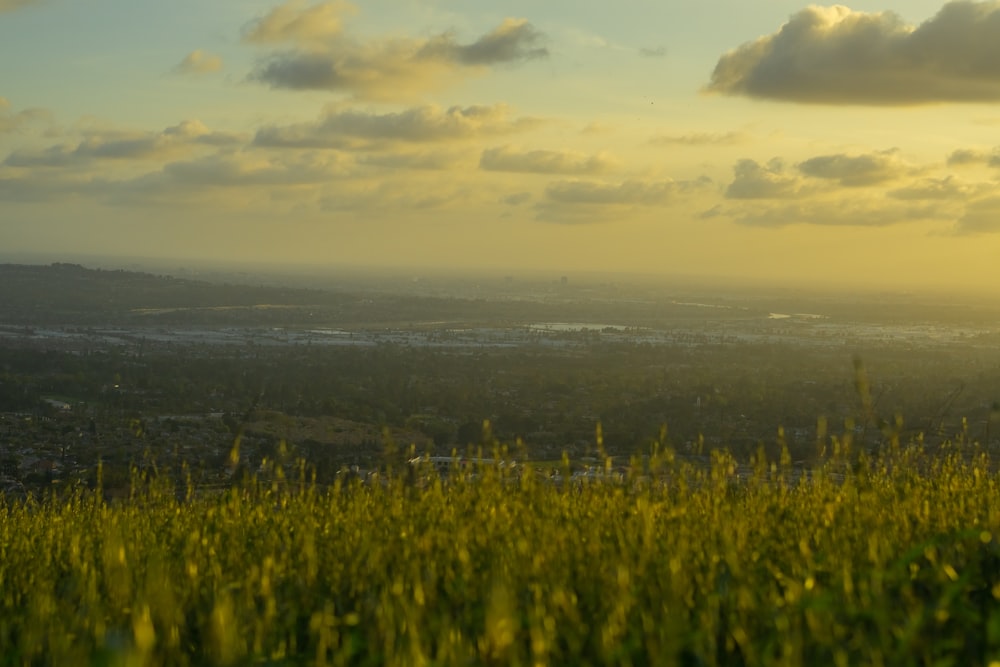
xmin=545 ymin=178 xmax=691 ymax=206
xmin=947 ymin=147 xmax=1000 ymax=166
xmin=253 ymin=104 xmax=539 ymax=149
xmin=952 ymin=196 xmax=1000 ymax=234
xmin=0 ymin=168 xmax=98 ymax=202
xmin=3 ymin=120 xmax=246 ymax=167
xmin=157 ymin=151 xmax=344 ymax=188
xmin=0 ymin=144 xmax=350 ymax=208
xmin=0 ymin=0 xmax=40 ymax=13
xmin=0 ymin=99 xmax=52 ymax=134
xmin=361 ymin=150 xmax=468 ymax=171
xmin=888 ymin=175 xmax=985 ymax=200
xmin=650 ymin=131 xmax=746 ymax=146
xmin=797 ymin=149 xmax=908 ymax=186
xmin=94 ymin=151 xmax=351 ymax=209
xmin=580 ymin=122 xmax=613 ymax=135
xmin=479 ymin=145 xmax=615 ymax=175
xmin=500 ymin=192 xmax=531 ymax=206
xmin=428 ymin=18 xmax=548 ymax=65
xmin=725 ymin=158 xmax=801 ymax=199
xmin=247 ymin=10 xmax=547 ymax=100
xmin=638 ymin=46 xmax=667 ymax=58
xmin=175 ymin=50 xmax=224 ymax=75
xmin=723 ymin=200 xmax=950 ymax=228
xmin=947 ymin=148 xmax=989 ymax=165
xmin=319 ymin=177 xmax=471 ymax=213
xmin=706 ymin=2 xmax=1000 ymax=105
xmin=534 ymin=177 xmax=711 ymax=224
xmin=6 ymin=137 xmax=171 ymax=167
xmin=165 ymin=119 xmax=248 ymax=146
xmin=243 ymin=0 xmax=355 ymax=45
xmin=535 ymin=177 xmax=709 ymax=223
xmin=249 ymin=48 xmax=460 ymax=100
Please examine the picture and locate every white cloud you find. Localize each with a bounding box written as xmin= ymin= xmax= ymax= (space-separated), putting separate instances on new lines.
xmin=175 ymin=50 xmax=224 ymax=75
xmin=243 ymin=0 xmax=355 ymax=45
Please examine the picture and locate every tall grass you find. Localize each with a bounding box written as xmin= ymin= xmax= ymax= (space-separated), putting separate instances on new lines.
xmin=2 ymin=443 xmax=1000 ymax=665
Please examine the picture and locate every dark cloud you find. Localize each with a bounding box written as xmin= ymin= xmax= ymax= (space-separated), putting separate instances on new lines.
xmin=3 ymin=120 xmax=246 ymax=168
xmin=535 ymin=177 xmax=708 ymax=223
xmin=0 ymin=173 xmax=97 ymax=202
xmin=422 ymin=18 xmax=548 ymax=65
xmin=160 ymin=152 xmax=341 ymax=187
xmin=248 ymin=14 xmax=547 ymax=100
xmin=545 ymin=178 xmax=687 ymax=206
xmin=888 ymin=175 xmax=983 ymax=200
xmin=952 ymin=196 xmax=1000 ymax=234
xmin=249 ymin=50 xmax=373 ymax=94
xmin=798 ymin=150 xmax=906 ymax=186
xmin=253 ymin=104 xmax=539 ymax=149
xmin=725 ymin=158 xmax=801 ymax=199
xmin=699 ymin=204 xmax=724 ymax=220
xmin=707 ymin=2 xmax=1000 ymax=105
xmin=89 ymin=151 xmax=350 ymax=208
xmin=361 ymin=150 xmax=467 ymax=171
xmin=0 ymin=148 xmax=346 ymax=207
xmin=500 ymin=192 xmax=531 ymax=206
xmin=948 ymin=148 xmax=989 ymax=165
xmin=480 ymin=145 xmax=614 ymax=174
xmin=947 ymin=147 xmax=1000 ymax=166
xmin=725 ymin=200 xmax=949 ymax=228
xmin=4 ymin=136 xmax=172 ymax=167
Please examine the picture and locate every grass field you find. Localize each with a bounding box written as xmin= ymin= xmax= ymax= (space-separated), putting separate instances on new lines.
xmin=2 ymin=441 xmax=1000 ymax=666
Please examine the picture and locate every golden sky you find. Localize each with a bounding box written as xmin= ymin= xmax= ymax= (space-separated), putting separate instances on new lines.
xmin=2 ymin=0 xmax=1000 ymax=292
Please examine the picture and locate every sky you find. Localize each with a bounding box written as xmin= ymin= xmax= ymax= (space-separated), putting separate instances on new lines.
xmin=3 ymin=0 xmax=1000 ymax=292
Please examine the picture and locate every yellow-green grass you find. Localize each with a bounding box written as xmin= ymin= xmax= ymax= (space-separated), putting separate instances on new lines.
xmin=2 ymin=445 xmax=1000 ymax=666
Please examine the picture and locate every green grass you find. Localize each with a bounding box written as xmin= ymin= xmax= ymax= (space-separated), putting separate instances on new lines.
xmin=3 ymin=445 xmax=1000 ymax=666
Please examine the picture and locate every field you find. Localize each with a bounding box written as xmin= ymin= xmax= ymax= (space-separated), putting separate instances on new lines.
xmin=3 ymin=441 xmax=1000 ymax=666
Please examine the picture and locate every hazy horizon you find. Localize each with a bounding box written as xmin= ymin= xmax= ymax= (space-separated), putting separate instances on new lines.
xmin=6 ymin=249 xmax=1000 ymax=308
xmin=4 ymin=1 xmax=1000 ymax=294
